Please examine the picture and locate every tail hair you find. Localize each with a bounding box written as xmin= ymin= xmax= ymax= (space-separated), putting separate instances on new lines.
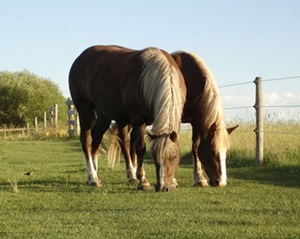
xmin=107 ymin=122 xmax=122 ymax=168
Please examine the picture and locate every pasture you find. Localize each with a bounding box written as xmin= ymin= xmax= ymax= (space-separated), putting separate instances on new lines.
xmin=0 ymin=124 xmax=299 ymax=239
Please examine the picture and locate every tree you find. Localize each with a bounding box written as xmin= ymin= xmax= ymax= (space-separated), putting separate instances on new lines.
xmin=0 ymin=70 xmax=66 ymax=126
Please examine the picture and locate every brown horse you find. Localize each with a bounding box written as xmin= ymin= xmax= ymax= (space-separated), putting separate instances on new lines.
xmin=108 ymin=51 xmax=238 ymax=187
xmin=69 ymin=45 xmax=186 ymax=192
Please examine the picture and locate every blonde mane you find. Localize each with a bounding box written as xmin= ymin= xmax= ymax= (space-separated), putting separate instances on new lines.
xmin=140 ymin=48 xmax=185 ymax=135
xmin=189 ymin=53 xmax=231 ymax=149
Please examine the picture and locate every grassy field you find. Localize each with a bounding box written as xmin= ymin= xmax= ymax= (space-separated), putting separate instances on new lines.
xmin=0 ymin=124 xmax=299 ymax=239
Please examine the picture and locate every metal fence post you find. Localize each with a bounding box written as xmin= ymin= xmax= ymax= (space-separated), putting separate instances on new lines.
xmin=254 ymin=77 xmax=264 ymax=164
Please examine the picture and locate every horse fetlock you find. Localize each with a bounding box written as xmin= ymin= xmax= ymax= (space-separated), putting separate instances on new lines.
xmin=126 ymin=170 xmax=137 ymax=184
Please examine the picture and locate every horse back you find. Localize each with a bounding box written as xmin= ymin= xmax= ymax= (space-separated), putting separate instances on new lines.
xmin=69 ymin=45 xmax=144 ymax=121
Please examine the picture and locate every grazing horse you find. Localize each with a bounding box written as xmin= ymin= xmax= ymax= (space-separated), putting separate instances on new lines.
xmin=69 ymin=45 xmax=186 ymax=192
xmin=108 ymin=51 xmax=238 ymax=187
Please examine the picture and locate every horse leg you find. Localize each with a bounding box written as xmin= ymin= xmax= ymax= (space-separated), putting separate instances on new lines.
xmin=192 ymin=125 xmax=208 ymax=187
xmin=128 ymin=125 xmax=137 ymax=169
xmin=132 ymin=125 xmax=150 ymax=190
xmin=76 ymin=102 xmax=101 ymax=187
xmin=89 ymin=113 xmax=111 ymax=182
xmin=117 ymin=125 xmax=138 ymax=184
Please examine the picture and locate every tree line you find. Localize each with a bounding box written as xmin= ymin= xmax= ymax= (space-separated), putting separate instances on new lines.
xmin=0 ymin=70 xmax=66 ymax=127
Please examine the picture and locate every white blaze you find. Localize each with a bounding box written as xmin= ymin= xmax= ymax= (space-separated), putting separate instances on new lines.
xmin=219 ymin=149 xmax=227 ymax=186
xmin=159 ymin=164 xmax=164 ymax=190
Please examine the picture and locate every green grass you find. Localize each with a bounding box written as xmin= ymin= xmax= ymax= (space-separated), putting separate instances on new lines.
xmin=0 ymin=125 xmax=299 ymax=239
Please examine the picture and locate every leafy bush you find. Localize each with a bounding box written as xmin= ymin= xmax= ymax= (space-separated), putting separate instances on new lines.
xmin=0 ymin=70 xmax=66 ymax=126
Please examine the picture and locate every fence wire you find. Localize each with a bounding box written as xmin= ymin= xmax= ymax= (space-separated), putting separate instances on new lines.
xmin=263 ymin=75 xmax=300 ymax=82
xmin=219 ymin=81 xmax=252 ymax=88
xmin=222 ymin=75 xmax=300 ymax=136
xmin=237 ymin=130 xmax=300 ymax=135
xmin=220 ymin=75 xmax=300 ymax=88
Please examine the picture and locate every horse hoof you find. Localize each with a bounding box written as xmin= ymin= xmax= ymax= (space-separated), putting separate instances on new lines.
xmin=194 ymin=180 xmax=209 ymax=187
xmin=92 ymin=181 xmax=102 ymax=187
xmin=86 ymin=180 xmax=102 ymax=188
xmin=128 ymin=178 xmax=138 ymax=185
xmin=137 ymin=184 xmax=152 ymax=190
xmin=137 ymin=179 xmax=151 ymax=190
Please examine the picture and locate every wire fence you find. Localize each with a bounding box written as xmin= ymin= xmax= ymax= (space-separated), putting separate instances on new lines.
xmin=220 ymin=76 xmax=300 ymax=136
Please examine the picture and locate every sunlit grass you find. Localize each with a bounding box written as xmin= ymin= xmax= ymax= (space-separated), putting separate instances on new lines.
xmin=0 ymin=122 xmax=299 ymax=239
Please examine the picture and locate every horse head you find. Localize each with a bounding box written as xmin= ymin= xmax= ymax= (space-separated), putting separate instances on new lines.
xmin=148 ymin=131 xmax=181 ymax=192
xmin=198 ymin=123 xmax=238 ymax=187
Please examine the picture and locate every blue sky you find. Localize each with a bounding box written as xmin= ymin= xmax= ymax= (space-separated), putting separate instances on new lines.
xmin=1 ymin=1 xmax=299 ymax=121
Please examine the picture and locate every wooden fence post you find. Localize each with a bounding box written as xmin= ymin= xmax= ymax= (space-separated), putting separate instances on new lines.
xmin=66 ymin=98 xmax=79 ymax=136
xmin=54 ymin=104 xmax=58 ymax=129
xmin=49 ymin=104 xmax=58 ymax=129
xmin=254 ymin=77 xmax=264 ymax=164
xmin=43 ymin=112 xmax=47 ymax=131
xmin=34 ymin=117 xmax=38 ymax=133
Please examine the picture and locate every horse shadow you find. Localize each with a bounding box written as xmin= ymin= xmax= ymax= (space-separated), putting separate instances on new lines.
xmin=228 ymin=152 xmax=300 ymax=188
xmin=178 ymin=151 xmax=300 ymax=188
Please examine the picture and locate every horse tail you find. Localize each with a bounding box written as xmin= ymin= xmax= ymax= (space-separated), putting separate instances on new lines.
xmin=107 ymin=122 xmax=122 ymax=168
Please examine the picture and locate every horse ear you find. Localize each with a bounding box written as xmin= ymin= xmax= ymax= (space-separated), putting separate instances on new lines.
xmin=227 ymin=125 xmax=239 ymax=134
xmin=169 ymin=131 xmax=177 ymax=142
xmin=208 ymin=123 xmax=217 ymax=138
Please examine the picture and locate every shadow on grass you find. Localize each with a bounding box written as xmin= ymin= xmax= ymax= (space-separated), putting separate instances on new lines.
xmin=178 ymin=150 xmax=300 ymax=188
xmin=82 ymin=144 xmax=300 ymax=189
xmin=180 ymin=152 xmax=193 ymax=168
xmin=228 ymin=150 xmax=300 ymax=188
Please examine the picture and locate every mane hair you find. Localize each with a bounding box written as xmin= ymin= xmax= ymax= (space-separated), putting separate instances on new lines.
xmin=150 ymin=134 xmax=180 ymax=165
xmin=140 ymin=48 xmax=185 ymax=135
xmin=189 ymin=53 xmax=231 ymax=150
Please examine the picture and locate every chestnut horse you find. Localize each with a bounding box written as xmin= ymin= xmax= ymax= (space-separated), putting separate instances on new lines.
xmin=108 ymin=51 xmax=238 ymax=187
xmin=69 ymin=45 xmax=186 ymax=192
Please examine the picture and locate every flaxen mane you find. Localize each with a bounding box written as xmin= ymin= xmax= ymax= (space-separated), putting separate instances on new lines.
xmin=140 ymin=48 xmax=185 ymax=135
xmin=189 ymin=53 xmax=231 ymax=150
xmin=140 ymin=48 xmax=185 ymax=164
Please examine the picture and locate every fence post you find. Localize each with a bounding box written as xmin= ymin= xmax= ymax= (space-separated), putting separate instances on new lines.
xmin=66 ymin=98 xmax=79 ymax=136
xmin=43 ymin=112 xmax=47 ymax=131
xmin=49 ymin=104 xmax=58 ymax=129
xmin=54 ymin=104 xmax=58 ymax=129
xmin=254 ymin=77 xmax=264 ymax=164
xmin=34 ymin=117 xmax=38 ymax=133
xmin=27 ymin=123 xmax=30 ymax=135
